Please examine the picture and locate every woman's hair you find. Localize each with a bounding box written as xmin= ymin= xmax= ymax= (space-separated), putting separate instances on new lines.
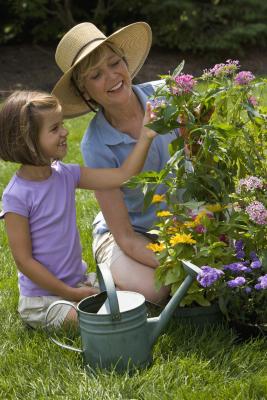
xmin=0 ymin=90 xmax=60 ymax=165
xmin=72 ymin=41 xmax=127 ymax=109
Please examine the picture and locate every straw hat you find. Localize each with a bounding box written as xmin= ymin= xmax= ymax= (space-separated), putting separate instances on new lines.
xmin=52 ymin=22 xmax=152 ymax=118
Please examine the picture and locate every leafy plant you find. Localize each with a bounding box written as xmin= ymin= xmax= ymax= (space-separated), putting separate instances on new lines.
xmin=129 ymin=60 xmax=267 ymax=309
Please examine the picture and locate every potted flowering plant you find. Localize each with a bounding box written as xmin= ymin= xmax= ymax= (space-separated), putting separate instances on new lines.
xmin=197 ymin=177 xmax=267 ymax=335
xmin=128 ymin=60 xmax=267 ymax=325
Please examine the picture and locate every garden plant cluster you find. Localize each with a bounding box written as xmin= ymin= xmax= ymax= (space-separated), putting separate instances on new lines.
xmin=130 ymin=59 xmax=267 ymax=329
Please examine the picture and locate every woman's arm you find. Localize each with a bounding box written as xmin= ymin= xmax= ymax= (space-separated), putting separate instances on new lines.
xmin=4 ymin=213 xmax=96 ymax=301
xmin=95 ymin=188 xmax=159 ymax=268
xmin=78 ymin=103 xmax=156 ymax=190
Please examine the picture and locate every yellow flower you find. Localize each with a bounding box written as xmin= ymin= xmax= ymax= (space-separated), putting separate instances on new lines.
xmin=183 ymin=221 xmax=196 ymax=228
xmin=151 ymin=194 xmax=166 ymax=203
xmin=206 ymin=203 xmax=224 ymax=212
xmin=167 ymin=226 xmax=179 ymax=234
xmin=194 ymin=210 xmax=208 ymax=225
xmin=157 ymin=211 xmax=172 ymax=217
xmin=146 ymin=242 xmax=165 ymax=252
xmin=169 ymin=233 xmax=196 ymax=246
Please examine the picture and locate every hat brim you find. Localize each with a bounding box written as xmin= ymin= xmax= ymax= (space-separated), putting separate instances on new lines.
xmin=52 ymin=22 xmax=152 ymax=118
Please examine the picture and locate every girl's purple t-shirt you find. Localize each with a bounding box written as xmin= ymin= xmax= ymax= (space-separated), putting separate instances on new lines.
xmin=1 ymin=161 xmax=86 ymax=296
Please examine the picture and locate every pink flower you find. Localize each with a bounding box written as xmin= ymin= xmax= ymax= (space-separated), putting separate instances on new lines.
xmin=234 ymin=71 xmax=255 ymax=85
xmin=245 ymin=201 xmax=267 ymax=225
xmin=237 ymin=176 xmax=264 ymax=193
xmin=172 ymin=74 xmax=196 ymax=95
xmin=202 ymin=60 xmax=239 ymax=78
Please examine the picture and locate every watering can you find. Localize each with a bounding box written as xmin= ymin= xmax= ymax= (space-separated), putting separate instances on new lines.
xmin=46 ymin=260 xmax=202 ymax=372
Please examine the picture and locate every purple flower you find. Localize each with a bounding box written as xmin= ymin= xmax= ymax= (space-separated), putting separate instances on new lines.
xmin=197 ymin=266 xmax=224 ymax=287
xmin=250 ymin=259 xmax=262 ymax=269
xmin=172 ymin=74 xmax=196 ymax=95
xmin=223 ymin=262 xmax=251 ymax=273
xmin=236 ymin=250 xmax=245 ymax=259
xmin=234 ymin=71 xmax=255 ymax=85
xmin=150 ymin=99 xmax=167 ymax=117
xmin=227 ymin=276 xmax=246 ymax=288
xmin=250 ymin=251 xmax=258 ymax=261
xmin=255 ymin=274 xmax=267 ymax=290
xmin=245 ymin=201 xmax=267 ymax=225
xmin=234 ymin=240 xmax=245 ymax=259
xmin=244 ymin=287 xmax=252 ymax=294
xmin=237 ymin=176 xmax=264 ymax=193
xmin=195 ymin=224 xmax=206 ymax=234
xmin=235 ymin=239 xmax=244 ymax=251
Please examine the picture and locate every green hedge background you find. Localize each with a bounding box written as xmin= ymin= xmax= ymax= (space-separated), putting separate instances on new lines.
xmin=1 ymin=0 xmax=267 ymax=55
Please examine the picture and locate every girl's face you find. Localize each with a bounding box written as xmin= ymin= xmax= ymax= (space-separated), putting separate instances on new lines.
xmin=38 ymin=105 xmax=68 ymax=161
xmin=83 ymin=47 xmax=132 ymax=109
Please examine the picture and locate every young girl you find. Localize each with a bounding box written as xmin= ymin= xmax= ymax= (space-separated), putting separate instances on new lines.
xmin=0 ymin=90 xmax=156 ymax=329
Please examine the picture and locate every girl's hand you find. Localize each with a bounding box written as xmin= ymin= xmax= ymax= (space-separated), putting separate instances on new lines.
xmin=68 ymin=286 xmax=100 ymax=302
xmin=142 ymin=102 xmax=157 ymax=140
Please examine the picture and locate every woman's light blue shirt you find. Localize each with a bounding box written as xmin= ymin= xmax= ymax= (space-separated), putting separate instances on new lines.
xmin=81 ymin=80 xmax=177 ymax=235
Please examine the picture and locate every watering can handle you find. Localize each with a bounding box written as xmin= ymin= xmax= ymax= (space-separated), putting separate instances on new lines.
xmin=97 ymin=262 xmax=121 ymax=321
xmin=45 ymin=300 xmax=82 ymax=353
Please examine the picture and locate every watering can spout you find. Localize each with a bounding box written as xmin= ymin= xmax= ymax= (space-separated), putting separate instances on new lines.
xmin=148 ymin=260 xmax=202 ymax=346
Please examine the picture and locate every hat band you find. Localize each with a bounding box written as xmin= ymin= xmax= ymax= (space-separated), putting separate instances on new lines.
xmin=71 ymin=37 xmax=105 ymax=66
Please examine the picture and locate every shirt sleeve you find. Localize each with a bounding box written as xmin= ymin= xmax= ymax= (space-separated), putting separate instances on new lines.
xmin=1 ymin=191 xmax=29 ymax=218
xmin=60 ymin=163 xmax=81 ymax=188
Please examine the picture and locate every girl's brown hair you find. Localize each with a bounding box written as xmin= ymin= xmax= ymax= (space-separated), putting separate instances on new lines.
xmin=0 ymin=90 xmax=60 ymax=165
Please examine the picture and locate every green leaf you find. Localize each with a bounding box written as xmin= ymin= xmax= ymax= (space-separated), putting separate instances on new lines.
xmin=168 ymin=137 xmax=184 ymax=156
xmin=165 ymin=267 xmax=182 ymax=285
xmin=171 ymin=61 xmax=185 ymax=78
xmin=147 ymin=118 xmax=170 ymax=135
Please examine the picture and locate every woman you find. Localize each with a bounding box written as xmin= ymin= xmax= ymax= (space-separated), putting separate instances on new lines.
xmin=52 ymin=22 xmax=177 ymax=303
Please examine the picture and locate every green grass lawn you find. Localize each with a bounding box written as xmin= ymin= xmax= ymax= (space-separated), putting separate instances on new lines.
xmin=0 ymin=113 xmax=266 ymax=399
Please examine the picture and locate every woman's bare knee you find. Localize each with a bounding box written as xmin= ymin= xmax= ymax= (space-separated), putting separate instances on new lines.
xmin=143 ymin=284 xmax=170 ymax=305
xmin=63 ymin=307 xmax=78 ymax=328
xmin=110 ymin=256 xmax=170 ymax=304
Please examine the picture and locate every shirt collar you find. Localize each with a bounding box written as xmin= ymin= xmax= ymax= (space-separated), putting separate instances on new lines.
xmin=95 ymin=84 xmax=147 ymax=146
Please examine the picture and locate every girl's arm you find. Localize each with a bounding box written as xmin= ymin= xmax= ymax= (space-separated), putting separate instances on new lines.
xmin=78 ymin=102 xmax=156 ymax=190
xmin=4 ymin=213 xmax=97 ymax=302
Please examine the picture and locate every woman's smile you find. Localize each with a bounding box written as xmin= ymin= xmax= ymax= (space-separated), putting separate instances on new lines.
xmin=107 ymin=81 xmax=124 ymax=93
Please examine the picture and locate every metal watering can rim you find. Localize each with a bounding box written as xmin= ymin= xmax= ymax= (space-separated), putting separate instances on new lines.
xmin=79 ymin=290 xmax=145 ymax=316
xmin=97 ymin=263 xmax=163 ymax=320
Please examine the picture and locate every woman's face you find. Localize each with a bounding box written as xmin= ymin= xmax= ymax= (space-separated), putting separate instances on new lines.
xmin=83 ymin=47 xmax=132 ymax=109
